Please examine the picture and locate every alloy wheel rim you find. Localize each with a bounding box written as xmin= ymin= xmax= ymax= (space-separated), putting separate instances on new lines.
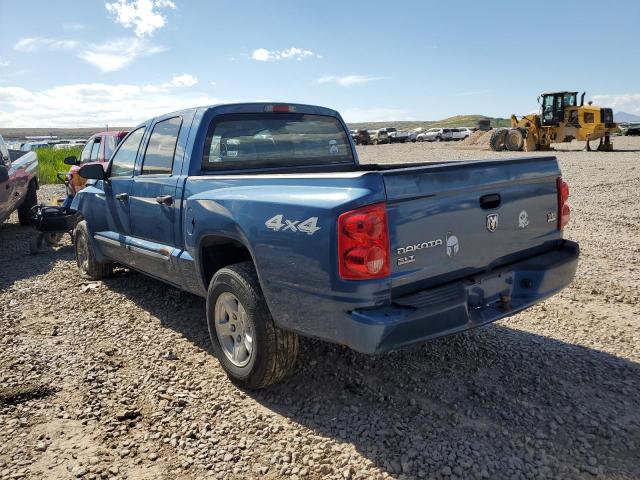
xmin=214 ymin=292 xmax=253 ymax=367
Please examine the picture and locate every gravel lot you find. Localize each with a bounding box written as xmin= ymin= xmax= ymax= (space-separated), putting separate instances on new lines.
xmin=1 ymin=138 xmax=639 ymax=480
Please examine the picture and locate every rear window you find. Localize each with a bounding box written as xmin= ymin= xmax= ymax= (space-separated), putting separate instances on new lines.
xmin=203 ymin=113 xmax=354 ymax=170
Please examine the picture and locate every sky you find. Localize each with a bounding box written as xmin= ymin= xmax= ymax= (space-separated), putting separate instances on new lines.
xmin=1 ymin=0 xmax=639 ymax=127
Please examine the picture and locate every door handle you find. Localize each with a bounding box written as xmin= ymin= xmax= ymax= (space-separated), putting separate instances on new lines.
xmin=479 ymin=193 xmax=501 ymax=210
xmin=155 ymin=195 xmax=173 ymax=206
xmin=115 ymin=192 xmax=129 ymax=201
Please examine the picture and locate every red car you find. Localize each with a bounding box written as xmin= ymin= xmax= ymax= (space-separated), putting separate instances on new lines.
xmin=66 ymin=131 xmax=129 ymax=194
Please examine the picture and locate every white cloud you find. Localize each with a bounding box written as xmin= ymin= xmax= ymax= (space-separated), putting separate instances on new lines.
xmin=0 ymin=58 xmax=8 ymax=67
xmin=0 ymin=75 xmax=224 ymax=127
xmin=210 ymin=81 xmax=217 ymax=86
xmin=316 ymin=75 xmax=384 ymax=87
xmin=592 ymin=93 xmax=640 ymax=115
xmin=14 ymin=37 xmax=79 ymax=52
xmin=79 ymin=38 xmax=166 ymax=72
xmin=251 ymin=47 xmax=318 ymax=62
xmin=106 ymin=0 xmax=176 ymax=37
xmin=340 ymin=107 xmax=411 ymax=123
xmin=142 ymin=74 xmax=198 ymax=92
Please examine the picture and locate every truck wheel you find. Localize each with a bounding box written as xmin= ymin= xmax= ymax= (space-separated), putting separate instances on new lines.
xmin=505 ymin=128 xmax=525 ymax=151
xmin=74 ymin=221 xmax=113 ymax=280
xmin=17 ymin=181 xmax=38 ymax=226
xmin=207 ymin=262 xmax=299 ymax=389
xmin=489 ymin=129 xmax=507 ymax=152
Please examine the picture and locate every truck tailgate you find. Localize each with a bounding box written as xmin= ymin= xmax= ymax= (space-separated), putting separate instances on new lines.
xmin=383 ymin=157 xmax=563 ymax=295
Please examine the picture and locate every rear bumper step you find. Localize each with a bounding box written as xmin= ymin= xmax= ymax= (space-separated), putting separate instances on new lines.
xmin=342 ymin=240 xmax=579 ymax=354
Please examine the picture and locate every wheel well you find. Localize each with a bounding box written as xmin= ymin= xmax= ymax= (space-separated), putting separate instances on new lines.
xmin=200 ymin=236 xmax=253 ymax=287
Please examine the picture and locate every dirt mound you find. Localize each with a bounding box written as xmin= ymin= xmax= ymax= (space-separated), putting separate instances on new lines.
xmin=462 ymin=129 xmax=495 ymax=146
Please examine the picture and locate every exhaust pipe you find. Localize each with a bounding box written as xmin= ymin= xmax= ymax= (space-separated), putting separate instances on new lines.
xmin=580 ymin=92 xmax=585 ymax=106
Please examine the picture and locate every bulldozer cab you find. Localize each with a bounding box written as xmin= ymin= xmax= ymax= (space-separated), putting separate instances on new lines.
xmin=540 ymin=92 xmax=578 ymax=126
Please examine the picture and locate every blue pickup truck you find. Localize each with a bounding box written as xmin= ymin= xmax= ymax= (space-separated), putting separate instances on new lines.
xmin=73 ymin=103 xmax=579 ymax=388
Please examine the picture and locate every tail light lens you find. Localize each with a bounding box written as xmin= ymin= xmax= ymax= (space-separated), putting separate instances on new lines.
xmin=557 ymin=177 xmax=570 ymax=230
xmin=338 ymin=203 xmax=390 ymax=280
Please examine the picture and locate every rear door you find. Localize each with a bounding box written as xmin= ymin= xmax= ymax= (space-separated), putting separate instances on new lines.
xmin=128 ymin=115 xmax=185 ymax=282
xmin=383 ymin=158 xmax=563 ymax=295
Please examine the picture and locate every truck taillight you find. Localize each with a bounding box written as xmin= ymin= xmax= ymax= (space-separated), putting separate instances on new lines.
xmin=264 ymin=104 xmax=296 ymax=113
xmin=338 ymin=203 xmax=390 ymax=280
xmin=557 ymin=177 xmax=570 ymax=230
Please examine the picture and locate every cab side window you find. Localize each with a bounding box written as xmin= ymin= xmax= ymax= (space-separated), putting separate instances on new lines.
xmin=79 ymin=140 xmax=93 ymax=164
xmin=89 ymin=138 xmax=101 ymax=161
xmin=110 ymin=128 xmax=146 ymax=178
xmin=141 ymin=117 xmax=182 ymax=175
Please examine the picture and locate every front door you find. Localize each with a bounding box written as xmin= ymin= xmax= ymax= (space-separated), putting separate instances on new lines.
xmin=93 ymin=127 xmax=146 ymax=264
xmin=128 ymin=116 xmax=183 ymax=282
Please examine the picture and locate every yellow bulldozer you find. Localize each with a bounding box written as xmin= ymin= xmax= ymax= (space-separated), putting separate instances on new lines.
xmin=490 ymin=91 xmax=618 ymax=152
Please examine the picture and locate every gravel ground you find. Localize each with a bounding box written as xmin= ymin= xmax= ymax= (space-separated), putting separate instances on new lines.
xmin=1 ymin=138 xmax=639 ymax=480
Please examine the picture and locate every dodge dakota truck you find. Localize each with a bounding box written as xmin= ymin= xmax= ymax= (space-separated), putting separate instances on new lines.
xmin=0 ymin=134 xmax=39 ymax=225
xmin=73 ymin=103 xmax=579 ymax=389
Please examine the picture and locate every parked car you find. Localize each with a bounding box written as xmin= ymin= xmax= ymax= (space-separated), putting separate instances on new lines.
xmin=21 ymin=141 xmax=50 ymax=151
xmin=353 ymin=129 xmax=371 ymax=145
xmin=456 ymin=127 xmax=474 ymax=140
xmin=408 ymin=128 xmax=424 ymax=142
xmin=620 ymin=122 xmax=640 ymax=136
xmin=53 ymin=142 xmax=85 ymax=150
xmin=0 ymin=134 xmax=39 ymax=225
xmin=72 ymin=102 xmax=579 ymax=389
xmin=64 ymin=130 xmax=129 ymax=194
xmin=382 ymin=127 xmax=409 ymax=143
xmin=369 ymin=128 xmax=389 ymax=145
xmin=417 ymin=128 xmax=444 ymax=142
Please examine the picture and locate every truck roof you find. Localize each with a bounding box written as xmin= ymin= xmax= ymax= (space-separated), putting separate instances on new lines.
xmin=149 ymin=102 xmax=341 ymax=124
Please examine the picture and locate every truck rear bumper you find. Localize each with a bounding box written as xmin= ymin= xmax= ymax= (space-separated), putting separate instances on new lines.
xmin=342 ymin=240 xmax=579 ymax=354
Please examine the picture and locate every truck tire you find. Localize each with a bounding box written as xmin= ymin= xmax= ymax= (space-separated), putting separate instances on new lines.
xmin=489 ymin=129 xmax=507 ymax=152
xmin=74 ymin=221 xmax=114 ymax=280
xmin=505 ymin=128 xmax=525 ymax=151
xmin=207 ymin=262 xmax=299 ymax=389
xmin=17 ymin=180 xmax=38 ymax=226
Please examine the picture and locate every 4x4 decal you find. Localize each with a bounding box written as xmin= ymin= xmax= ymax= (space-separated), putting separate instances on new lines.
xmin=265 ymin=214 xmax=320 ymax=235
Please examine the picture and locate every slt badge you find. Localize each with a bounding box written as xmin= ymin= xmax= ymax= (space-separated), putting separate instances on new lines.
xmin=486 ymin=213 xmax=498 ymax=232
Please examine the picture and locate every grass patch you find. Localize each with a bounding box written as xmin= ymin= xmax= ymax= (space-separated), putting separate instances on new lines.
xmin=35 ymin=147 xmax=82 ymax=185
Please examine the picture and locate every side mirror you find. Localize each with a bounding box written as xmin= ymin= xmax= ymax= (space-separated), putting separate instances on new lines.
xmin=78 ymin=163 xmax=107 ymax=181
xmin=0 ymin=165 xmax=9 ymax=183
xmin=64 ymin=156 xmax=79 ymax=166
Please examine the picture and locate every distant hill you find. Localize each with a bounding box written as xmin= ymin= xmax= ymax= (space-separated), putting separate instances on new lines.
xmin=0 ymin=115 xmax=512 ymax=140
xmin=614 ymin=112 xmax=640 ymax=123
xmin=0 ymin=127 xmax=131 ymax=141
xmin=347 ymin=115 xmax=511 ymax=131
